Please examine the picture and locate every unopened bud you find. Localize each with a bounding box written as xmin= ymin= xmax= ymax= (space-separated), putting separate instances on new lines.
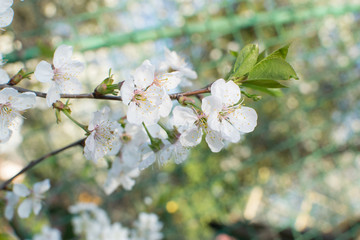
xmin=9 ymin=69 xmax=28 ymax=85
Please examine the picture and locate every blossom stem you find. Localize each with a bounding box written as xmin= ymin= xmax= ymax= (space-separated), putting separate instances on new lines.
xmin=62 ymin=110 xmax=90 ymax=134
xmin=142 ymin=122 xmax=155 ymax=143
xmin=0 ymin=138 xmax=86 ymax=191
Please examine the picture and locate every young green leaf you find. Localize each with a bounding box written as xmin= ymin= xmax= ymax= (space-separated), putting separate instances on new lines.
xmin=242 ymin=79 xmax=288 ymax=88
xmin=241 ymin=84 xmax=284 ymax=97
xmin=248 ymin=58 xmax=299 ymax=81
xmin=232 ymin=44 xmax=259 ymax=78
xmin=264 ymin=44 xmax=290 ymax=60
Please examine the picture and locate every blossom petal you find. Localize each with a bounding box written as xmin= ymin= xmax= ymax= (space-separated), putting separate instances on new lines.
xmin=32 ymin=199 xmax=42 ymax=215
xmin=179 ymin=126 xmax=202 ymax=147
xmin=211 ymin=79 xmax=241 ymax=106
xmin=13 ymin=184 xmax=30 ymax=197
xmin=11 ymin=92 xmax=36 ymax=111
xmin=34 ymin=61 xmax=54 ymax=83
xmin=33 ymin=179 xmax=51 ymax=195
xmin=0 ymin=0 xmax=13 ymax=13
xmin=0 ymin=69 xmax=10 ymax=84
xmin=53 ymin=45 xmax=73 ymax=69
xmin=120 ymin=79 xmax=135 ymax=104
xmin=221 ymin=120 xmax=240 ymax=143
xmin=172 ymin=106 xmax=197 ymax=127
xmin=46 ymin=83 xmax=61 ymax=106
xmin=159 ymin=91 xmax=172 ymax=118
xmin=17 ymin=199 xmax=32 ymax=218
xmin=134 ymin=60 xmax=155 ymax=89
xmin=0 ymin=7 xmax=13 ymax=28
xmin=127 ymin=101 xmax=159 ymax=126
xmin=139 ymin=152 xmax=156 ymax=170
xmin=201 ymin=95 xmax=222 ymax=116
xmin=229 ymin=106 xmax=258 ymax=133
xmin=158 ymin=72 xmax=181 ymax=91
xmin=205 ymin=130 xmax=224 ymax=152
xmin=207 ymin=113 xmax=221 ymax=132
xmin=0 ymin=121 xmax=11 ymax=143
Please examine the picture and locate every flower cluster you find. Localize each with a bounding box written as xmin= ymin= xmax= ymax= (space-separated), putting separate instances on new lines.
xmin=5 ymin=179 xmax=50 ymax=219
xmin=69 ymin=202 xmax=163 ymax=240
xmin=77 ymin=51 xmax=257 ymax=194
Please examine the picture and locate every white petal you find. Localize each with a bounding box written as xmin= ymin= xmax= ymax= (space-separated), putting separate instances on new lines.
xmin=11 ymin=92 xmax=36 ymax=111
xmin=221 ymin=120 xmax=240 ymax=143
xmin=0 ymin=69 xmax=10 ymax=84
xmin=0 ymin=7 xmax=13 ymax=28
xmin=207 ymin=113 xmax=221 ymax=132
xmin=84 ymin=132 xmax=97 ymax=162
xmin=127 ymin=101 xmax=159 ymax=126
xmin=0 ymin=0 xmax=13 ymax=13
xmin=0 ymin=87 xmax=18 ymax=103
xmin=159 ymin=91 xmax=172 ymax=118
xmin=58 ymin=77 xmax=82 ymax=94
xmin=172 ymin=106 xmax=197 ymax=127
xmin=139 ymin=152 xmax=156 ymax=170
xmin=46 ymin=83 xmax=61 ymax=106
xmin=33 ymin=179 xmax=50 ymax=195
xmin=13 ymin=184 xmax=30 ymax=197
xmin=179 ymin=126 xmax=202 ymax=147
xmin=134 ymin=60 xmax=155 ymax=89
xmin=61 ymin=60 xmax=85 ymax=78
xmin=157 ymin=72 xmax=181 ymax=91
xmin=17 ymin=199 xmax=32 ymax=218
xmin=34 ymin=61 xmax=54 ymax=83
xmin=205 ymin=130 xmax=224 ymax=152
xmin=180 ymin=67 xmax=197 ymax=80
xmin=0 ymin=125 xmax=11 ymax=143
xmin=5 ymin=203 xmax=14 ymax=220
xmin=211 ymin=79 xmax=241 ymax=106
xmin=120 ymin=79 xmax=135 ymax=104
xmin=229 ymin=106 xmax=258 ymax=133
xmin=53 ymin=45 xmax=73 ymax=69
xmin=201 ymin=95 xmax=222 ymax=116
xmin=32 ymin=199 xmax=42 ymax=215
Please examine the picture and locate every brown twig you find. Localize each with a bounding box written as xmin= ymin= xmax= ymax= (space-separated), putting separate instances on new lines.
xmin=0 ymin=138 xmax=86 ymax=191
xmin=0 ymin=82 xmax=213 ymax=101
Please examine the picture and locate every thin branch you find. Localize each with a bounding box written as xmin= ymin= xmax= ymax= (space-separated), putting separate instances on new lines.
xmin=0 ymin=82 xmax=213 ymax=101
xmin=0 ymin=138 xmax=86 ymax=191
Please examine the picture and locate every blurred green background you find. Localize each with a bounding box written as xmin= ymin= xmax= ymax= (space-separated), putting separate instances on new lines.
xmin=1 ymin=0 xmax=360 ymax=239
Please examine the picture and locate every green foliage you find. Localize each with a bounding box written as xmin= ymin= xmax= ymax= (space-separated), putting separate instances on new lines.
xmin=226 ymin=44 xmax=298 ymax=97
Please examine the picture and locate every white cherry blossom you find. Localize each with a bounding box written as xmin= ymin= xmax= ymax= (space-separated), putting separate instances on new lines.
xmin=172 ymin=106 xmax=224 ymax=152
xmin=121 ymin=60 xmax=171 ymax=125
xmin=202 ymin=79 xmax=257 ymax=143
xmin=13 ymin=179 xmax=50 ymax=218
xmin=0 ymin=0 xmax=14 ymax=28
xmin=103 ymin=158 xmax=140 ymax=194
xmin=34 ymin=45 xmax=84 ymax=106
xmin=131 ymin=212 xmax=163 ymax=240
xmin=0 ymin=88 xmax=36 ymax=143
xmin=160 ymin=47 xmax=197 ymax=87
xmin=33 ymin=226 xmax=62 ymax=240
xmin=84 ymin=106 xmax=122 ymax=163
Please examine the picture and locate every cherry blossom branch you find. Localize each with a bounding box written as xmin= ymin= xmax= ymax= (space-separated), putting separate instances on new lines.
xmin=0 ymin=138 xmax=86 ymax=191
xmin=0 ymin=83 xmax=212 ymax=101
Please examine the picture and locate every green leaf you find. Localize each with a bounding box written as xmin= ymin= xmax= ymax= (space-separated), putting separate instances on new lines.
xmin=232 ymin=44 xmax=259 ymax=78
xmin=257 ymin=50 xmax=266 ymax=63
xmin=242 ymin=79 xmax=288 ymax=88
xmin=248 ymin=58 xmax=299 ymax=81
xmin=264 ymin=44 xmax=290 ymax=60
xmin=229 ymin=50 xmax=238 ymax=58
xmin=241 ymin=85 xmax=284 ymax=97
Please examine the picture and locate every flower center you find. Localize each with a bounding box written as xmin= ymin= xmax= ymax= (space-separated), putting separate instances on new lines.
xmin=0 ymin=103 xmax=12 ymax=115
